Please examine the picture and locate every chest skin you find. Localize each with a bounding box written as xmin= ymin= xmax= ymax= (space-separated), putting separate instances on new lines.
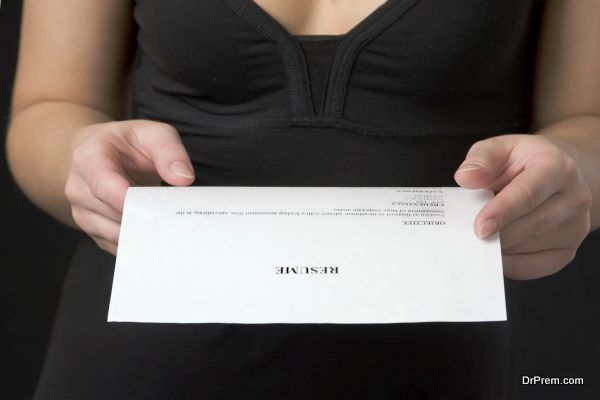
xmin=252 ymin=0 xmax=388 ymax=35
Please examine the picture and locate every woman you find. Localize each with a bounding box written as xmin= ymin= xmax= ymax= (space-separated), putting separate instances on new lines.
xmin=6 ymin=0 xmax=600 ymax=398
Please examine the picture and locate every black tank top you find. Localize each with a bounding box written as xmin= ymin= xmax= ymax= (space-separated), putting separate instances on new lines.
xmin=34 ymin=1 xmax=544 ymax=399
xmin=132 ymin=0 xmax=540 ymax=187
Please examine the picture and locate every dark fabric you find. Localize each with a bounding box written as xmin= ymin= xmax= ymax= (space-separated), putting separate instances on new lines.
xmin=131 ymin=0 xmax=538 ymax=134
xmin=295 ymin=35 xmax=341 ymax=115
xmin=35 ymin=237 xmax=514 ymax=399
xmin=508 ymin=230 xmax=600 ymax=399
xmin=34 ymin=0 xmax=544 ymax=399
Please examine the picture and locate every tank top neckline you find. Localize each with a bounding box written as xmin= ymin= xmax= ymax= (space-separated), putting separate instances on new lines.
xmin=246 ymin=0 xmax=393 ymax=40
xmin=223 ymin=0 xmax=420 ymax=118
xmin=293 ymin=34 xmax=342 ymax=42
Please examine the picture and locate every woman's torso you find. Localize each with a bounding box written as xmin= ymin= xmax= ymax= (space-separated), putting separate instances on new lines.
xmin=132 ymin=0 xmax=541 ymax=187
xmin=35 ymin=1 xmax=543 ymax=399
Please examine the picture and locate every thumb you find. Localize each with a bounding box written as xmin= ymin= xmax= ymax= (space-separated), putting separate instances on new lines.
xmin=130 ymin=121 xmax=195 ymax=186
xmin=454 ymin=135 xmax=514 ymax=189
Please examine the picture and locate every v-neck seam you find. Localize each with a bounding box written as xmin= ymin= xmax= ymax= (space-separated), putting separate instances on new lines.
xmin=243 ymin=0 xmax=396 ymax=40
xmin=223 ymin=0 xmax=312 ymax=119
xmin=325 ymin=0 xmax=420 ymax=119
xmin=223 ymin=0 xmax=420 ymax=121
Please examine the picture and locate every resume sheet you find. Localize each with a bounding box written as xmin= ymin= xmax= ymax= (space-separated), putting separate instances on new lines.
xmin=108 ymin=186 xmax=506 ymax=323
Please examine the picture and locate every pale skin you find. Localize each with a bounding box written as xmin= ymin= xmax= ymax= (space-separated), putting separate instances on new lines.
xmin=5 ymin=0 xmax=600 ymax=280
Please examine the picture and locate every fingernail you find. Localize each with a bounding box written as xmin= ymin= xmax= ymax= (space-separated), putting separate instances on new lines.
xmin=456 ymin=163 xmax=484 ymax=173
xmin=478 ymin=219 xmax=498 ymax=239
xmin=170 ymin=161 xmax=195 ymax=179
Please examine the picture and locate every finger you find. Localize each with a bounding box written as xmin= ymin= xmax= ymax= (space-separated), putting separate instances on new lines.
xmin=502 ymin=214 xmax=590 ymax=255
xmin=87 ymin=168 xmax=130 ymax=214
xmin=473 ymin=155 xmax=566 ymax=238
xmin=74 ymin=142 xmax=130 ymax=213
xmin=454 ymin=135 xmax=515 ymax=189
xmin=503 ymin=247 xmax=578 ymax=280
xmin=81 ymin=197 xmax=123 ymax=224
xmin=66 ymin=173 xmax=123 ymax=223
xmin=72 ymin=208 xmax=121 ymax=245
xmin=499 ymin=191 xmax=573 ymax=249
xmin=95 ymin=237 xmax=118 ymax=256
xmin=129 ymin=121 xmax=196 ymax=186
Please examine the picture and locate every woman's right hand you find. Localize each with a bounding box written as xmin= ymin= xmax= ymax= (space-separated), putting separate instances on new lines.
xmin=64 ymin=120 xmax=195 ymax=255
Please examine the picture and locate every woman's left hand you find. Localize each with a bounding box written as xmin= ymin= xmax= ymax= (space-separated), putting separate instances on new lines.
xmin=454 ymin=133 xmax=592 ymax=280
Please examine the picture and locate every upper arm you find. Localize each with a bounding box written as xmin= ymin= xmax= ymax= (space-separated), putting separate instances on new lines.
xmin=532 ymin=0 xmax=600 ymax=130
xmin=11 ymin=0 xmax=134 ymax=118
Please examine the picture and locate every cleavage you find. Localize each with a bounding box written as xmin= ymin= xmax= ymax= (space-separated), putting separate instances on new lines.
xmin=252 ymin=0 xmax=388 ymax=35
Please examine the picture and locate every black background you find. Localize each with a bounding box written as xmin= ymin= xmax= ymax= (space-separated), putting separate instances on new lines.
xmin=1 ymin=1 xmax=598 ymax=399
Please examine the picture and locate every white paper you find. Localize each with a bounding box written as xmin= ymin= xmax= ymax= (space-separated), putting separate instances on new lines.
xmin=108 ymin=186 xmax=506 ymax=323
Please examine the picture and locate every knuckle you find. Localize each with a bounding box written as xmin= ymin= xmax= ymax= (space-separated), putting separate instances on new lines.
xmin=113 ymin=123 xmax=135 ymax=143
xmin=571 ymin=187 xmax=593 ymax=212
xmin=548 ymin=145 xmax=566 ymax=160
xmin=95 ymin=124 xmax=118 ymax=137
xmin=64 ymin=180 xmax=78 ymax=202
xmin=532 ymin=149 xmax=566 ymax=175
xmin=71 ymin=146 xmax=87 ymax=165
xmin=72 ymin=134 xmax=103 ymax=157
xmin=560 ymin=247 xmax=578 ymax=266
xmin=87 ymin=172 xmax=105 ymax=199
xmin=562 ymin=156 xmax=579 ymax=177
xmin=527 ymin=149 xmax=552 ymax=165
xmin=576 ymin=214 xmax=592 ymax=240
xmin=70 ymin=207 xmax=85 ymax=227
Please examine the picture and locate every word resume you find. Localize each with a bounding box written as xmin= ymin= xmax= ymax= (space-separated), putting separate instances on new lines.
xmin=108 ymin=186 xmax=507 ymax=323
